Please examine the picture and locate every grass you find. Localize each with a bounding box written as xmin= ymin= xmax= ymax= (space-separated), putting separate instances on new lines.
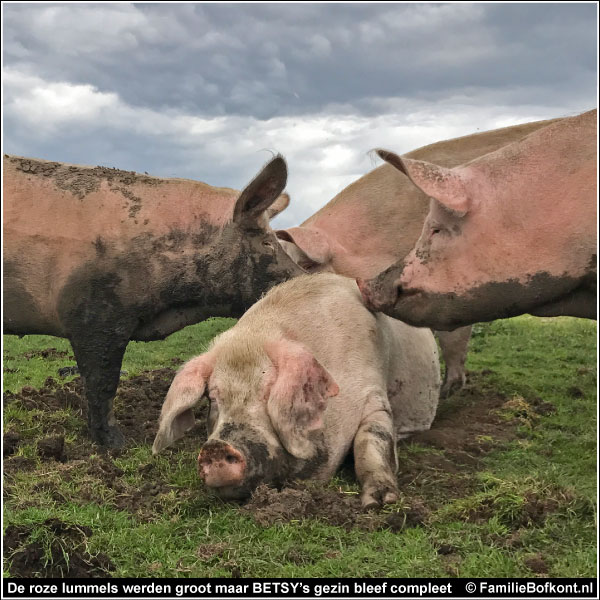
xmin=2 ymin=315 xmax=597 ymax=578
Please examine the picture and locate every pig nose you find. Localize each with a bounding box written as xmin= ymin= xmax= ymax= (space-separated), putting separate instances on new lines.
xmin=198 ymin=440 xmax=246 ymax=489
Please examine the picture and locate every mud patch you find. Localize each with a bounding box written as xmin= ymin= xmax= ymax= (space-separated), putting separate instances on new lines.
xmin=8 ymin=155 xmax=158 ymax=201
xmin=3 ymin=367 xmax=210 ymax=528
xmin=3 ymin=518 xmax=113 ymax=577
xmin=3 ymin=456 xmax=36 ymax=474
xmin=242 ymin=483 xmax=362 ymax=528
xmin=241 ymin=482 xmax=428 ymax=532
xmin=3 ymin=368 xmax=184 ymax=450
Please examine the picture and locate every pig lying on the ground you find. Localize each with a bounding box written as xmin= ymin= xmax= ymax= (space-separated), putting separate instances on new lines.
xmin=358 ymin=109 xmax=596 ymax=330
xmin=276 ymin=117 xmax=558 ymax=395
xmin=4 ymin=154 xmax=303 ymax=447
xmin=152 ymin=273 xmax=440 ymax=508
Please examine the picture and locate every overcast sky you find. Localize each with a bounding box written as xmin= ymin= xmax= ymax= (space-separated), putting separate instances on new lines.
xmin=3 ymin=2 xmax=598 ymax=228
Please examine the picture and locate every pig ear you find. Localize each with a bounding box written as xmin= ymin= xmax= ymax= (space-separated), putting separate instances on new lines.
xmin=275 ymin=227 xmax=331 ymax=269
xmin=152 ymin=355 xmax=214 ymax=454
xmin=266 ymin=192 xmax=290 ymax=220
xmin=264 ymin=338 xmax=339 ymax=460
xmin=233 ymin=155 xmax=288 ymax=225
xmin=376 ymin=149 xmax=470 ymax=215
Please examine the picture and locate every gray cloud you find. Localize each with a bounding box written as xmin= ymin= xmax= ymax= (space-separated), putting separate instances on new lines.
xmin=4 ymin=3 xmax=596 ymax=118
xmin=3 ymin=3 xmax=597 ymax=227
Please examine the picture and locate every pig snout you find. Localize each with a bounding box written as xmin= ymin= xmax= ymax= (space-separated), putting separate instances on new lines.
xmin=356 ymin=276 xmax=401 ymax=312
xmin=198 ymin=440 xmax=246 ymax=489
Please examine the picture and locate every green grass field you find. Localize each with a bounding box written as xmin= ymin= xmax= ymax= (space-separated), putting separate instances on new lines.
xmin=2 ymin=315 xmax=597 ymax=578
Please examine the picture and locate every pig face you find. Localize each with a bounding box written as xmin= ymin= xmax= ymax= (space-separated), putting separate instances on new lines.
xmin=152 ymin=338 xmax=339 ymax=500
xmin=208 ymin=157 xmax=306 ymax=311
xmin=359 ymin=134 xmax=597 ymax=329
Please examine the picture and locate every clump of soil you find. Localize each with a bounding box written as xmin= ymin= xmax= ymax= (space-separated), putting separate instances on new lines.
xmin=241 ymin=482 xmax=428 ymax=532
xmin=529 ymin=397 xmax=557 ymax=416
xmin=196 ymin=543 xmax=229 ymax=561
xmin=243 ymin=483 xmax=362 ymax=528
xmin=383 ymin=498 xmax=430 ymax=531
xmin=37 ymin=436 xmax=65 ymax=461
xmin=4 ymin=518 xmax=113 ymax=578
xmin=3 ymin=431 xmax=21 ymax=457
xmin=524 ymin=553 xmax=548 ymax=575
xmin=112 ymin=481 xmax=174 ymax=520
xmin=3 ymin=456 xmax=36 ymax=474
xmin=567 ymin=386 xmax=584 ymax=399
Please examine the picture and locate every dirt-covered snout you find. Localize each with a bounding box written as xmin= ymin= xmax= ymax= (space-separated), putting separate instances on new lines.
xmin=152 ymin=337 xmax=339 ymax=499
xmin=197 ymin=440 xmax=246 ymax=488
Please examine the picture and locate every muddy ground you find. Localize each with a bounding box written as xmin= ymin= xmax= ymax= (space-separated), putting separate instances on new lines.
xmin=3 ymin=364 xmax=560 ymax=577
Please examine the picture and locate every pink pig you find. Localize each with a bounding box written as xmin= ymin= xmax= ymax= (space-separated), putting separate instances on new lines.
xmin=358 ymin=109 xmax=597 ymax=330
xmin=4 ymin=154 xmax=302 ymax=446
xmin=152 ymin=273 xmax=440 ymax=509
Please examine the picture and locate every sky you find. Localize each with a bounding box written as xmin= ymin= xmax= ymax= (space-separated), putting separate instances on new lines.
xmin=3 ymin=2 xmax=598 ymax=228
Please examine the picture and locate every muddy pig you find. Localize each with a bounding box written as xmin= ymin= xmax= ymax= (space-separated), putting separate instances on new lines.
xmin=276 ymin=117 xmax=559 ymax=396
xmin=358 ymin=109 xmax=596 ymax=330
xmin=4 ymin=154 xmax=304 ymax=447
xmin=152 ymin=272 xmax=440 ymax=508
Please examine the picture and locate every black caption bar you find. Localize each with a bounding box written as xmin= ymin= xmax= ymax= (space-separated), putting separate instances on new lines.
xmin=3 ymin=578 xmax=597 ymax=599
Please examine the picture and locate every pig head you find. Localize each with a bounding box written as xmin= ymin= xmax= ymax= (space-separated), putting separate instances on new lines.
xmin=152 ymin=338 xmax=339 ymax=500
xmin=359 ymin=109 xmax=597 ymax=330
xmin=3 ymin=154 xmax=304 ymax=447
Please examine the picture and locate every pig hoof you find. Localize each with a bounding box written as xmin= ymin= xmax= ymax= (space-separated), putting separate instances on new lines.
xmin=91 ymin=425 xmax=125 ymax=449
xmin=440 ymin=373 xmax=466 ymax=398
xmin=361 ymin=484 xmax=399 ymax=510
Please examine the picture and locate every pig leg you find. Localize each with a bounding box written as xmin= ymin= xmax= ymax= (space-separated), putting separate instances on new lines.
xmin=69 ymin=332 xmax=129 ymax=448
xmin=353 ymin=392 xmax=399 ymax=509
xmin=436 ymin=325 xmax=471 ymax=398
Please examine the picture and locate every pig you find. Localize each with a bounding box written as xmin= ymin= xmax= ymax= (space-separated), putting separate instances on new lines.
xmin=276 ymin=117 xmax=559 ymax=395
xmin=357 ymin=109 xmax=597 ymax=330
xmin=3 ymin=154 xmax=304 ymax=447
xmin=152 ymin=272 xmax=440 ymax=509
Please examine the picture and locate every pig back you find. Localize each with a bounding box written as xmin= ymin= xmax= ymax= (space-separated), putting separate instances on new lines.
xmin=240 ymin=273 xmax=389 ymax=387
xmin=297 ymin=118 xmax=559 ymax=280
